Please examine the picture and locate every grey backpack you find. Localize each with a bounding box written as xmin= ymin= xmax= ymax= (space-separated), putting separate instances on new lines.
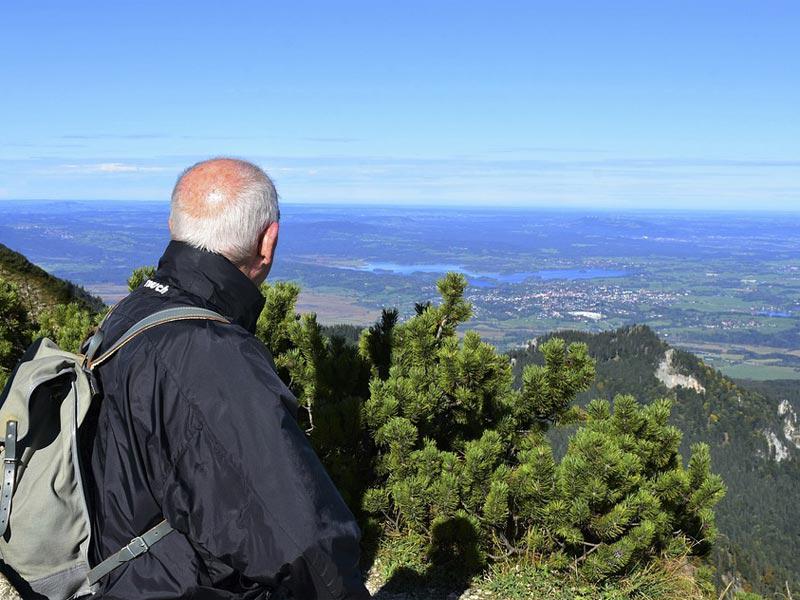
xmin=0 ymin=307 xmax=228 ymax=599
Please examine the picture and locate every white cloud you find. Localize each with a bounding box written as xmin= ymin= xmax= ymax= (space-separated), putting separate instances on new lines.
xmin=59 ymin=162 xmax=169 ymax=174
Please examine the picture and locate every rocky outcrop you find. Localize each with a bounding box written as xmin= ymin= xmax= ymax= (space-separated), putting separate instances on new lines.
xmin=760 ymin=399 xmax=800 ymax=463
xmin=779 ymin=399 xmax=800 ymax=451
xmin=655 ymin=349 xmax=706 ymax=393
xmin=764 ymin=429 xmax=790 ymax=462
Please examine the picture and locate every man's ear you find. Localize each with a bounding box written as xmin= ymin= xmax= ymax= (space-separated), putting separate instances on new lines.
xmin=259 ymin=221 xmax=280 ymax=266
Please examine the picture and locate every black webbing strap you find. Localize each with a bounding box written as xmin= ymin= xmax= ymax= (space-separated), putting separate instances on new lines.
xmin=0 ymin=420 xmax=17 ymax=535
xmin=87 ymin=519 xmax=174 ymax=586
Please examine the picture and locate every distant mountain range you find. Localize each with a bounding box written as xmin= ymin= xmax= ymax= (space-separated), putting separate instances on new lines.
xmin=509 ymin=326 xmax=799 ymax=597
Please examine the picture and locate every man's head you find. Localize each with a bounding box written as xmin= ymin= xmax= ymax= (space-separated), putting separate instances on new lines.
xmin=169 ymin=158 xmax=280 ymax=286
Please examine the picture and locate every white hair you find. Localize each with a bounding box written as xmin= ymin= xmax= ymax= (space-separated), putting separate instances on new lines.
xmin=169 ymin=159 xmax=280 ymax=266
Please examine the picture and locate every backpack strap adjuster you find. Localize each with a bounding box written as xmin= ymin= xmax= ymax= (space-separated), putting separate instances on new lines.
xmin=119 ymin=536 xmax=148 ymax=560
xmin=87 ymin=518 xmax=175 ymax=586
xmin=0 ymin=420 xmax=18 ymax=536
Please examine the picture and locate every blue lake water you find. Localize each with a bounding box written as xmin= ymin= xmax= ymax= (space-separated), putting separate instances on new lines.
xmin=756 ymin=310 xmax=793 ymax=318
xmin=345 ymin=262 xmax=628 ymax=287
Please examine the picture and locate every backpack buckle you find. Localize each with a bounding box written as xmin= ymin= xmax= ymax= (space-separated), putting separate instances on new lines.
xmin=88 ymin=520 xmax=174 ymax=585
xmin=120 ymin=536 xmax=149 ymax=560
xmin=3 ymin=420 xmax=17 ymax=462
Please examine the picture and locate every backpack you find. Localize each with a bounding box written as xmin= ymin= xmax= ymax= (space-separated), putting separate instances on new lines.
xmin=0 ymin=306 xmax=229 ymax=599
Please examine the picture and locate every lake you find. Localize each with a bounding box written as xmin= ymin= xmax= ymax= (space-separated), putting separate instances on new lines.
xmin=343 ymin=262 xmax=628 ymax=287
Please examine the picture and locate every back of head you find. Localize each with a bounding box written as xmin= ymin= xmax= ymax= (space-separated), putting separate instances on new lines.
xmin=169 ymin=158 xmax=279 ymax=266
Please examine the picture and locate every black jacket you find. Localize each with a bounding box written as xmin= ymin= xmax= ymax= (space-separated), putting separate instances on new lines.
xmin=85 ymin=241 xmax=370 ymax=600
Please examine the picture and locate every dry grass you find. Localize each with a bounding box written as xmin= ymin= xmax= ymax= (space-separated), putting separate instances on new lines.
xmin=0 ymin=573 xmax=22 ymax=600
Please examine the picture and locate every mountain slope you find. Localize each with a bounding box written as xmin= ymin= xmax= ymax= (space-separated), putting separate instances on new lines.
xmin=0 ymin=242 xmax=105 ymax=316
xmin=509 ymin=325 xmax=799 ymax=597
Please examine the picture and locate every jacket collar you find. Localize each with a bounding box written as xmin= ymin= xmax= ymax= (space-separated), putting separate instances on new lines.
xmin=155 ymin=240 xmax=265 ymax=333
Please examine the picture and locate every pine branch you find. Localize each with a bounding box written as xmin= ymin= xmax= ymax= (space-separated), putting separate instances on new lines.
xmin=496 ymin=532 xmax=524 ymax=557
xmin=305 ymin=399 xmax=315 ymax=434
xmin=578 ymin=541 xmax=601 ymax=562
xmin=435 ymin=316 xmax=448 ymax=340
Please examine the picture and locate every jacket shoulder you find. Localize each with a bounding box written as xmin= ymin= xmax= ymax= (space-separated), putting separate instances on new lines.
xmin=142 ymin=318 xmax=297 ymax=416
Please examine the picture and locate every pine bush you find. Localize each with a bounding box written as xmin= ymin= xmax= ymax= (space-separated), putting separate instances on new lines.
xmin=353 ymin=274 xmax=724 ymax=579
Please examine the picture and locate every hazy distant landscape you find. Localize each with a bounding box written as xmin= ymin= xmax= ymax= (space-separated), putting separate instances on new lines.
xmin=1 ymin=200 xmax=798 ymax=379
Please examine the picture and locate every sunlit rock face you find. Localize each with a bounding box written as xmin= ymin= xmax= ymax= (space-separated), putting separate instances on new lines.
xmin=764 ymin=429 xmax=790 ymax=462
xmin=779 ymin=399 xmax=800 ymax=451
xmin=761 ymin=400 xmax=800 ymax=463
xmin=655 ymin=349 xmax=705 ymax=394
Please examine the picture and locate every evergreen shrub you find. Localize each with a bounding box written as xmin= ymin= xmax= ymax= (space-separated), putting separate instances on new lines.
xmin=255 ymin=272 xmax=725 ymax=581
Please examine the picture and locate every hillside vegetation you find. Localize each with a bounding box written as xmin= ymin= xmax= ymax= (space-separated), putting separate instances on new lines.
xmin=509 ymin=326 xmax=800 ymax=597
xmin=0 ymin=242 xmax=104 ymax=316
xmin=1 ymin=248 xmax=793 ymax=599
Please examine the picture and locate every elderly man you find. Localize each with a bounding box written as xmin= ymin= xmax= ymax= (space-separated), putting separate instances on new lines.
xmin=86 ymin=158 xmax=370 ymax=599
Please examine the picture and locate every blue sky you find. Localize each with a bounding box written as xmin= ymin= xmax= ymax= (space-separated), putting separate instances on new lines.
xmin=1 ymin=1 xmax=798 ymax=209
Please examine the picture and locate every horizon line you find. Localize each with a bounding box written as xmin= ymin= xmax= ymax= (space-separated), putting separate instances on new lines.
xmin=1 ymin=197 xmax=799 ymax=214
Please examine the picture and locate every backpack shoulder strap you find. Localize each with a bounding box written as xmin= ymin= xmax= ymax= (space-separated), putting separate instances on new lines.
xmin=85 ymin=306 xmax=229 ymax=369
xmin=81 ymin=307 xmax=229 ymax=586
